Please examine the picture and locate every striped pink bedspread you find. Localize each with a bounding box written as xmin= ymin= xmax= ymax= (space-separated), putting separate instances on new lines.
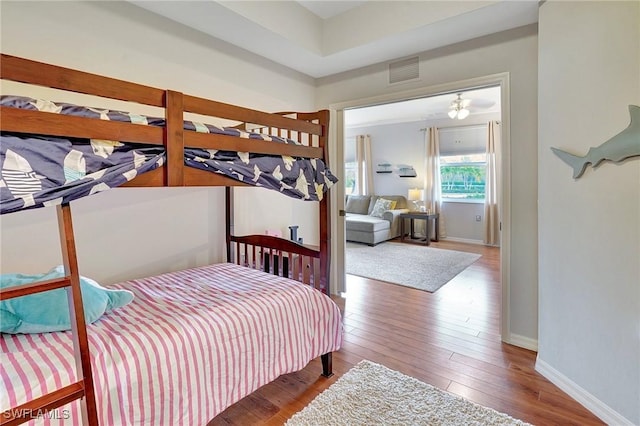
xmin=1 ymin=263 xmax=343 ymax=425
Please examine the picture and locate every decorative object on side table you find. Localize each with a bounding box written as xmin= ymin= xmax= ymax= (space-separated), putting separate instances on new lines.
xmin=407 ymin=188 xmax=425 ymax=211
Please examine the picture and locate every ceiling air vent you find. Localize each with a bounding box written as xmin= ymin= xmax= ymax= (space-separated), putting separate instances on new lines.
xmin=388 ymin=57 xmax=419 ymax=84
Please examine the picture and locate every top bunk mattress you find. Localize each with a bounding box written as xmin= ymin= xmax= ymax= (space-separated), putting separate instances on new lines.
xmin=1 ymin=262 xmax=343 ymax=425
xmin=0 ymin=96 xmax=338 ymax=214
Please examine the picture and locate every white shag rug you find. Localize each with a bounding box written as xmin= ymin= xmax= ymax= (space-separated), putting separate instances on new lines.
xmin=286 ymin=360 xmax=532 ymax=426
xmin=346 ymin=242 xmax=481 ymax=292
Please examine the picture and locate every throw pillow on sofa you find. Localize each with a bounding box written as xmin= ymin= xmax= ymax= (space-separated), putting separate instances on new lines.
xmin=370 ymin=198 xmax=396 ymax=218
xmin=345 ymin=195 xmax=371 ymax=215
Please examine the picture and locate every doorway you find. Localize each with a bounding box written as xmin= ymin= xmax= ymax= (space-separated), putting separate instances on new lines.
xmin=329 ymin=73 xmax=512 ymax=341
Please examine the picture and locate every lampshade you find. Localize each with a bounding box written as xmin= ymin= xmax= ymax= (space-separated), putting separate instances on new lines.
xmin=456 ymin=108 xmax=470 ymax=119
xmin=408 ymin=188 xmax=424 ymax=201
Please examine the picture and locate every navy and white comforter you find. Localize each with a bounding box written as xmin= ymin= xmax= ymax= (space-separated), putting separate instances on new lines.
xmin=0 ymin=96 xmax=337 ymax=214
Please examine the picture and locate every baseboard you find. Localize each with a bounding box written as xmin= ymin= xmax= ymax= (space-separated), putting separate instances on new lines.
xmin=535 ymin=357 xmax=635 ymax=426
xmin=441 ymin=237 xmax=485 ymax=245
xmin=504 ymin=333 xmax=538 ymax=351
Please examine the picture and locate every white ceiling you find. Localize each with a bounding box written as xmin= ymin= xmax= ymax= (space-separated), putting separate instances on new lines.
xmin=127 ymin=1 xmax=519 ymax=127
xmin=129 ymin=0 xmax=539 ymax=79
xmin=297 ymin=1 xmax=367 ymax=19
xmin=345 ymin=86 xmax=502 ymax=128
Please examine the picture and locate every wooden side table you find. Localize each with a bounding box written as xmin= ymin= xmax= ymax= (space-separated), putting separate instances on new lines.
xmin=399 ymin=212 xmax=440 ymax=245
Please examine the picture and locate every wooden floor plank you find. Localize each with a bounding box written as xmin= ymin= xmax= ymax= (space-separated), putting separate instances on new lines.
xmin=208 ymin=240 xmax=604 ymax=425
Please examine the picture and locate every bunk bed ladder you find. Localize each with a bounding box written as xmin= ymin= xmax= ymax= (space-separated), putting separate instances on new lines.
xmin=0 ymin=204 xmax=99 ymax=426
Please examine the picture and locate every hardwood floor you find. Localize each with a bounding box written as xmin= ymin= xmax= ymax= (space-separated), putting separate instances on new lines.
xmin=209 ymin=240 xmax=604 ymax=426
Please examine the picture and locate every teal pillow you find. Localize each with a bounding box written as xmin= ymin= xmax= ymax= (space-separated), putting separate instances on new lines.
xmin=0 ymin=266 xmax=134 ymax=334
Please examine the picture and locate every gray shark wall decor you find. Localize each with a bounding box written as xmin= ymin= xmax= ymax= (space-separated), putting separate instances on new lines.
xmin=551 ymin=105 xmax=640 ymax=179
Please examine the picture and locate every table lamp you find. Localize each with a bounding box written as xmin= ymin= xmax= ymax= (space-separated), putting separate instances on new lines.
xmin=407 ymin=188 xmax=424 ymax=211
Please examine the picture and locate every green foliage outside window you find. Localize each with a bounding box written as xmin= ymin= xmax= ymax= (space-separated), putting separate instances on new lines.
xmin=441 ymin=164 xmax=486 ymax=199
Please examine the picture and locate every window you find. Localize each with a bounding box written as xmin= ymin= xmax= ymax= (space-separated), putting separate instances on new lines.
xmin=344 ymin=162 xmax=357 ymax=195
xmin=438 ymin=125 xmax=487 ymax=201
xmin=440 ymin=153 xmax=486 ymax=200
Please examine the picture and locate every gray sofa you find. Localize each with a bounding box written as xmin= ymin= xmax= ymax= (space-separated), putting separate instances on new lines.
xmin=345 ymin=195 xmax=410 ymax=245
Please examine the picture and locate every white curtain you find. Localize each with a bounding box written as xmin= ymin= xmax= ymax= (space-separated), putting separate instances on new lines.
xmin=355 ymin=134 xmax=374 ymax=195
xmin=484 ymin=121 xmax=501 ymax=246
xmin=424 ymin=127 xmax=445 ymax=237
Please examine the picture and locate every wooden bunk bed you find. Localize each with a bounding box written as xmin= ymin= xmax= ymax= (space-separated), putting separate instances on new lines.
xmin=0 ymin=54 xmax=341 ymax=425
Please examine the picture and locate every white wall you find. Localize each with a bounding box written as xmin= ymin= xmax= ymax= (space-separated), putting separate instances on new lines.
xmin=0 ymin=1 xmax=318 ymax=282
xmin=345 ymin=121 xmax=424 ymax=196
xmin=318 ymin=24 xmax=539 ymax=342
xmin=537 ymin=2 xmax=639 ymax=424
xmin=441 ymin=202 xmax=484 ymax=242
xmin=233 ymin=187 xmax=320 ymax=245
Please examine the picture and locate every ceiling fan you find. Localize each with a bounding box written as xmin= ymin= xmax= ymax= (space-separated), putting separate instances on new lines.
xmin=447 ymin=92 xmax=496 ymax=120
xmin=448 ymin=93 xmax=472 ymax=120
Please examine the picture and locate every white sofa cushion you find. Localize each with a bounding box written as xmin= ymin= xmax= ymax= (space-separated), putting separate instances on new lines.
xmin=345 ymin=213 xmax=390 ymax=233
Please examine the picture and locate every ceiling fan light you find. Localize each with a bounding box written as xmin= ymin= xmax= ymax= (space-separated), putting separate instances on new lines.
xmin=447 ymin=93 xmax=472 ymax=120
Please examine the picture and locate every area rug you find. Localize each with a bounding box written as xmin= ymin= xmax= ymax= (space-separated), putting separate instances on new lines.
xmin=345 ymin=242 xmax=480 ymax=292
xmin=286 ymin=360 xmax=531 ymax=426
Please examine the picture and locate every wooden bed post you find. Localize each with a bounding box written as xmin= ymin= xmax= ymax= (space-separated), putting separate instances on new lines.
xmin=317 ymin=110 xmax=331 ymax=296
xmin=318 ymin=109 xmax=335 ymax=381
xmin=57 ymin=204 xmax=99 ymax=425
xmin=226 ymin=187 xmax=234 ymax=263
xmin=321 ymin=353 xmax=333 ymax=378
xmin=319 ymin=194 xmax=330 ymax=296
xmin=165 ymin=90 xmax=184 ymax=187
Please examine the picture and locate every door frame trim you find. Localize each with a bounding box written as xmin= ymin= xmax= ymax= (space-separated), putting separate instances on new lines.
xmin=328 ymin=72 xmax=512 ymax=342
